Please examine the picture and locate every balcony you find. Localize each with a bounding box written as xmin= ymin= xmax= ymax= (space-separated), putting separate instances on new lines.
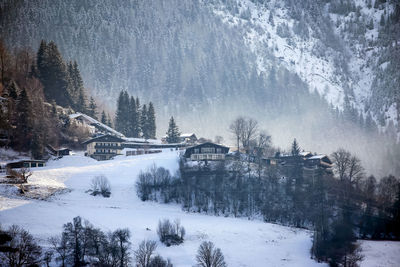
xmin=94 ymin=144 xmax=122 ymax=149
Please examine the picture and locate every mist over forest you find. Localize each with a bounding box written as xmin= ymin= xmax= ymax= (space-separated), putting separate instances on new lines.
xmin=1 ymin=0 xmax=399 ymax=176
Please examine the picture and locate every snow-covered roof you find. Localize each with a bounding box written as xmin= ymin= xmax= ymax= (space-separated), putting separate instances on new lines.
xmin=308 ymin=155 xmax=328 ymax=160
xmin=299 ymin=151 xmax=312 ymax=156
xmin=69 ymin=112 xmax=125 ymax=138
xmin=124 ymin=137 xmax=161 ymax=144
xmin=180 ymin=133 xmax=196 ymax=138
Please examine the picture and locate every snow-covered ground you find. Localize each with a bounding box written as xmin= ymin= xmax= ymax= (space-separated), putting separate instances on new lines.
xmin=0 ymin=150 xmax=397 ymax=266
xmin=360 ymin=240 xmax=400 ymax=267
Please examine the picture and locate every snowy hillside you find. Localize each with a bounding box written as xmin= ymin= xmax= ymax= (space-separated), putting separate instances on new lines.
xmin=210 ymin=0 xmax=399 ymax=132
xmin=0 ymin=151 xmax=324 ymax=266
xmin=0 ymin=151 xmax=399 ymax=266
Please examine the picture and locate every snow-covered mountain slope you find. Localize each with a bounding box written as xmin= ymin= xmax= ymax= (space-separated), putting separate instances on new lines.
xmin=1 ymin=0 xmax=399 ymax=176
xmin=1 ymin=0 xmax=398 ymax=134
xmin=209 ymin=0 xmax=399 ymax=132
xmin=0 ymin=151 xmax=325 ymax=266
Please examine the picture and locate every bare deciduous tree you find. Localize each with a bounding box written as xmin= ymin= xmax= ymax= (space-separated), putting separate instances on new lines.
xmin=49 ymin=234 xmax=68 ymax=267
xmin=229 ymin=116 xmax=245 ymax=154
xmin=331 ymin=149 xmax=364 ymax=185
xmin=331 ymin=148 xmax=351 ymax=182
xmin=112 ymin=228 xmax=131 ymax=267
xmin=0 ymin=225 xmax=42 ymax=267
xmin=19 ymin=167 xmax=32 ymax=183
xmin=134 ymin=240 xmax=157 ymax=267
xmin=240 ymin=118 xmax=258 ymax=154
xmin=196 ymin=241 xmax=226 ymax=267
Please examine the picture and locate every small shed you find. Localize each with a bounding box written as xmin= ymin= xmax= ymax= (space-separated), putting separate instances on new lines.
xmin=7 ymin=160 xmax=46 ymax=169
xmin=47 ymin=145 xmax=71 ymax=157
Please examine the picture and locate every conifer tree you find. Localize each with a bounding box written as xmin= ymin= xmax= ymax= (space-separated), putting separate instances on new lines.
xmin=136 ymin=97 xmax=141 ymax=135
xmin=141 ymin=104 xmax=148 ymax=139
xmin=37 ymin=41 xmax=72 ymax=107
xmin=166 ymin=116 xmax=180 ymax=143
xmin=0 ymin=105 xmax=9 ymax=137
xmin=36 ymin=40 xmax=47 ymax=78
xmin=68 ymin=61 xmax=87 ymax=112
xmin=291 ymin=138 xmax=300 ymax=156
xmin=15 ymin=88 xmax=33 ymax=151
xmin=7 ymin=81 xmax=18 ymax=100
xmin=101 ymin=110 xmax=107 ymax=125
xmin=147 ymin=102 xmax=156 ymax=139
xmin=129 ymin=96 xmax=139 ymax=137
xmin=107 ymin=113 xmax=113 ymax=128
xmin=87 ymin=97 xmax=98 ymax=119
xmin=115 ymin=90 xmax=130 ymax=135
xmin=31 ymin=130 xmax=45 ymax=159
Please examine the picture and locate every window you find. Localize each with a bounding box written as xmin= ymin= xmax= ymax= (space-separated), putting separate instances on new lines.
xmin=31 ymin=163 xmax=37 ymax=167
xmin=201 ymin=147 xmax=215 ymax=153
xmin=194 ymin=149 xmax=199 ymax=153
xmin=216 ymin=148 xmax=221 ymax=153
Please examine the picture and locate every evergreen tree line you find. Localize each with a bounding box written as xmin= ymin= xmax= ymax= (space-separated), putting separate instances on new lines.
xmin=114 ymin=90 xmax=156 ymax=139
xmin=136 ymin=143 xmax=400 ymax=267
xmin=0 ymin=40 xmax=90 ymax=159
xmin=35 ymin=40 xmax=98 ymax=117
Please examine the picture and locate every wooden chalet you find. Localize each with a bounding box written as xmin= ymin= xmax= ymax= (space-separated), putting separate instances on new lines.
xmin=161 ymin=133 xmax=198 ymax=144
xmin=184 ymin=142 xmax=229 ymax=161
xmin=305 ymin=155 xmax=333 ymax=169
xmin=47 ymin=145 xmax=71 ymax=157
xmin=179 ymin=133 xmax=198 ymax=144
xmin=82 ymin=134 xmax=125 ymax=161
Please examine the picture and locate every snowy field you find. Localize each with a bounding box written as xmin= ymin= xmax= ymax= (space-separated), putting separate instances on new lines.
xmin=0 ymin=150 xmax=397 ymax=266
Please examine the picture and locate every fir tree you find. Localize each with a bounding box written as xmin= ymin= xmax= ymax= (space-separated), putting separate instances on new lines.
xmin=136 ymin=97 xmax=141 ymax=135
xmin=87 ymin=97 xmax=98 ymax=119
xmin=107 ymin=113 xmax=112 ymax=128
xmin=15 ymin=88 xmax=33 ymax=151
xmin=147 ymin=102 xmax=156 ymax=139
xmin=115 ymin=90 xmax=130 ymax=135
xmin=166 ymin=116 xmax=180 ymax=143
xmin=129 ymin=96 xmax=139 ymax=137
xmin=68 ymin=61 xmax=87 ymax=112
xmin=101 ymin=110 xmax=107 ymax=125
xmin=31 ymin=130 xmax=45 ymax=159
xmin=291 ymin=138 xmax=300 ymax=156
xmin=0 ymin=105 xmax=9 ymax=137
xmin=37 ymin=41 xmax=72 ymax=107
xmin=140 ymin=104 xmax=148 ymax=139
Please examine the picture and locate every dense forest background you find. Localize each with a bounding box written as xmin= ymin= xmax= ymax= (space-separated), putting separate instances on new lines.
xmin=1 ymin=0 xmax=399 ymax=176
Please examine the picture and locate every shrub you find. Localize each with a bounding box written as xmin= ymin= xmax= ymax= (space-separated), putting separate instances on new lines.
xmin=136 ymin=165 xmax=174 ymax=202
xmin=157 ymin=219 xmax=185 ymax=246
xmin=149 ymin=255 xmax=173 ymax=267
xmin=90 ymin=175 xmax=111 ymax=197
